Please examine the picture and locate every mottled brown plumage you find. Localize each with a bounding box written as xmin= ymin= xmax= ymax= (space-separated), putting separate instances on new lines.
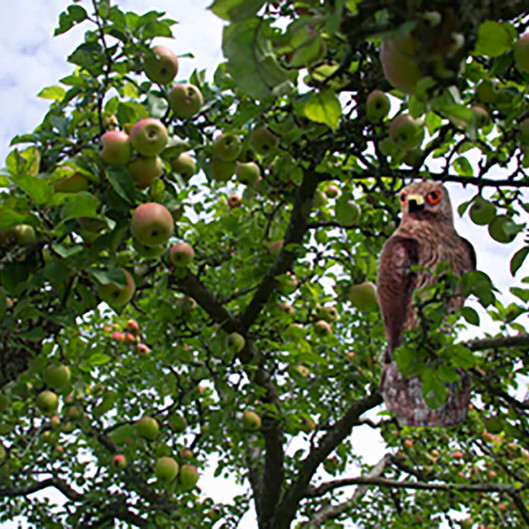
xmin=377 ymin=181 xmax=476 ymax=426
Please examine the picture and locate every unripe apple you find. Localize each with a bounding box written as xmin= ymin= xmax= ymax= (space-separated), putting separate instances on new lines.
xmin=131 ymin=202 xmax=174 ymax=247
xmin=513 ymin=33 xmax=529 ymax=73
xmin=366 ymin=90 xmax=391 ymax=121
xmin=325 ymin=184 xmax=340 ymax=198
xmin=10 ymin=224 xmax=36 ymax=245
xmin=236 ymin=161 xmax=260 ymax=185
xmin=170 ymin=153 xmax=196 ymax=180
xmin=97 ymin=269 xmax=136 ymax=308
xmin=179 ymin=464 xmax=199 ymax=490
xmin=250 ymin=126 xmax=279 ymax=155
xmin=242 ymin=410 xmax=261 ymax=431
xmin=314 ymin=319 xmax=332 ymax=336
xmin=389 ymin=113 xmax=424 ymax=150
xmin=226 ymin=332 xmax=245 ymax=353
xmin=99 ymin=130 xmax=132 ymax=166
xmin=127 ymin=155 xmax=164 ymax=189
xmin=211 ymin=157 xmax=236 ymax=182
xmin=278 ymin=272 xmax=298 ymax=295
xmin=168 ymin=83 xmax=203 ymax=119
xmin=228 ymin=194 xmax=242 ymax=209
xmin=213 ymin=133 xmax=243 ymax=162
xmin=130 ymin=118 xmax=168 ymax=157
xmin=348 ymin=282 xmax=378 ymax=311
xmin=112 ymin=454 xmax=127 ymax=470
xmin=135 ymin=343 xmax=150 ymax=355
xmin=52 ymin=172 xmax=90 ymax=193
xmin=180 ymin=448 xmax=193 ymax=460
xmin=488 ymin=215 xmax=517 ymax=244
xmin=316 ymin=305 xmax=338 ymax=322
xmin=155 ymin=456 xmax=179 ymax=481
xmin=36 ymin=390 xmax=59 ymax=415
xmin=380 ymin=35 xmax=422 ymax=94
xmin=43 ymin=365 xmax=71 ymax=390
xmin=335 ymin=199 xmax=361 ymax=227
xmin=169 ymin=241 xmax=194 ymax=267
xmin=136 ymin=416 xmax=159 ymax=440
xmin=143 ymin=45 xmax=179 ymax=85
xmin=469 ymin=197 xmax=496 ymax=226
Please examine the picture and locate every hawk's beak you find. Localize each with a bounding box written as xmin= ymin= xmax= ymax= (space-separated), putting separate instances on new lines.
xmin=407 ymin=194 xmax=424 ymax=213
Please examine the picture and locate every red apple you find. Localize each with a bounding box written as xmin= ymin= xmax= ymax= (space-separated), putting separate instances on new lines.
xmin=98 ymin=269 xmax=136 ymax=308
xmin=135 ymin=343 xmax=150 ymax=355
xmin=131 ymin=202 xmax=174 ymax=247
xmin=99 ymin=130 xmax=132 ymax=166
xmin=228 ymin=194 xmax=242 ymax=209
xmin=112 ymin=454 xmax=127 ymax=470
xmin=169 ymin=242 xmax=195 ymax=267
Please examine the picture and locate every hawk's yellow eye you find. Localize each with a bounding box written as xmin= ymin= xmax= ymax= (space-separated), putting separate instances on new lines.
xmin=427 ymin=190 xmax=441 ymax=204
xmin=400 ymin=193 xmax=407 ymax=205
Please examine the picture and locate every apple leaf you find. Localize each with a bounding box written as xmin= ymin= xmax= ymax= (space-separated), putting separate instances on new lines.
xmin=209 ymin=0 xmax=266 ymax=22
xmin=461 ymin=306 xmax=480 ymax=326
xmin=510 ymin=246 xmax=529 ymax=276
xmin=38 ymin=86 xmax=66 ymax=101
xmin=0 ymin=208 xmax=32 ymax=229
xmin=60 ymin=193 xmax=100 ymax=222
xmin=222 ymin=18 xmax=294 ymax=99
xmin=54 ymin=5 xmax=88 ymax=36
xmin=295 ymin=90 xmax=341 ymax=130
xmin=90 ymin=268 xmax=128 ymax=288
xmin=108 ymin=424 xmax=135 ymax=444
xmin=473 ymin=21 xmax=514 ymax=58
xmin=10 ymin=175 xmax=53 ymax=207
xmin=6 ymin=146 xmax=41 ymax=178
xmin=453 ymin=156 xmax=474 ymax=177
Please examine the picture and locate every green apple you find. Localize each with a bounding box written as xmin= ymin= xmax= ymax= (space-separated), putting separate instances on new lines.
xmin=130 ymin=118 xmax=168 ymax=157
xmin=389 ymin=113 xmax=424 ymax=150
xmin=348 ymin=281 xmax=378 ymax=311
xmin=170 ymin=153 xmax=196 ymax=180
xmin=97 ymin=268 xmax=136 ymax=308
xmin=131 ymin=202 xmax=174 ymax=246
xmin=380 ymin=35 xmax=422 ymax=94
xmin=213 ymin=133 xmax=242 ymax=162
xmin=169 ymin=413 xmax=187 ymax=432
xmin=314 ymin=319 xmax=332 ymax=336
xmin=242 ymin=410 xmax=261 ymax=431
xmin=44 ymin=365 xmax=71 ymax=390
xmin=143 ymin=45 xmax=179 ymax=85
xmin=335 ymin=198 xmax=361 ymax=227
xmin=99 ymin=130 xmax=132 ymax=166
xmin=278 ymin=272 xmax=298 ymax=295
xmin=316 ymin=305 xmax=338 ymax=322
xmin=488 ymin=215 xmax=517 ymax=244
xmin=169 ymin=242 xmax=194 ymax=267
xmin=168 ymin=83 xmax=203 ymax=119
xmin=155 ymin=456 xmax=179 ymax=481
xmin=180 ymin=448 xmax=192 ymax=460
xmin=133 ymin=238 xmax=166 ymax=259
xmin=179 ymin=464 xmax=199 ymax=490
xmin=471 ymin=105 xmax=490 ymax=129
xmin=136 ymin=416 xmax=159 ymax=440
xmin=366 ymin=89 xmax=391 ymax=121
xmin=250 ymin=126 xmax=279 ymax=155
xmin=112 ymin=454 xmax=127 ymax=470
xmin=36 ymin=390 xmax=59 ymax=415
xmin=236 ymin=161 xmax=261 ymax=185
xmin=226 ymin=332 xmax=245 ymax=353
xmin=211 ymin=157 xmax=236 ymax=182
xmin=514 ymin=33 xmax=529 ymax=73
xmin=10 ymin=224 xmax=36 ymax=245
xmin=228 ymin=194 xmax=242 ymax=209
xmin=469 ymin=197 xmax=496 ymax=226
xmin=52 ymin=172 xmax=90 ymax=193
xmin=127 ymin=155 xmax=164 ymax=189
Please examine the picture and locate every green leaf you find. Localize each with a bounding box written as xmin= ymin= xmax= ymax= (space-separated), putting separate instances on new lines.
xmin=222 ymin=18 xmax=294 ymax=99
xmin=87 ymin=353 xmax=111 ymax=366
xmin=11 ymin=175 xmax=53 ymax=206
xmin=209 ymin=0 xmax=266 ymax=21
xmin=474 ymin=21 xmax=514 ymax=58
xmin=6 ymin=146 xmax=41 ymax=177
xmin=108 ymin=424 xmax=134 ymax=444
xmin=54 ymin=5 xmax=88 ymax=36
xmin=105 ymin=167 xmax=135 ymax=205
xmin=0 ymin=208 xmax=32 ymax=229
xmin=295 ymin=90 xmax=341 ymax=129
xmin=90 ymin=268 xmax=127 ymax=288
xmin=453 ymin=156 xmax=474 ymax=177
xmin=60 ymin=193 xmax=100 ymax=222
xmin=461 ymin=306 xmax=480 ymax=326
xmin=510 ymin=246 xmax=529 ymax=276
xmin=37 ymin=86 xmax=66 ymax=101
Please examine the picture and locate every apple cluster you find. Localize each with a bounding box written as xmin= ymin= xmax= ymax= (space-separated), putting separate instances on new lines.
xmin=107 ymin=319 xmax=151 ymax=356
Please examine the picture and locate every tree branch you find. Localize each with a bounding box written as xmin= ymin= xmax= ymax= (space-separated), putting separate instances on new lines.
xmin=0 ymin=477 xmax=84 ymax=502
xmin=466 ymin=333 xmax=529 ymax=351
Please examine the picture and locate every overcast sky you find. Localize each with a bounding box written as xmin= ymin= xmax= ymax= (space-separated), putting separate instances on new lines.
xmin=0 ymin=2 xmax=527 ymax=528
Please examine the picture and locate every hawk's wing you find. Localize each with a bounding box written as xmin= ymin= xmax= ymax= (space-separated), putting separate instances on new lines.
xmin=377 ymin=235 xmax=419 ymax=354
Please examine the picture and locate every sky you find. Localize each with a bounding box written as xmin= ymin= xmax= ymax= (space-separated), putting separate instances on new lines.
xmin=0 ymin=1 xmax=527 ymax=528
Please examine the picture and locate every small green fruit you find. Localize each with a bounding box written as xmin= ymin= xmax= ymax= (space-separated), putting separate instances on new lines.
xmin=250 ymin=126 xmax=279 ymax=156
xmin=179 ymin=463 xmax=199 ymax=490
xmin=226 ymin=332 xmax=245 ymax=353
xmin=36 ymin=390 xmax=59 ymax=415
xmin=366 ymin=90 xmax=391 ymax=121
xmin=44 ymin=365 xmax=71 ymax=390
xmin=213 ymin=133 xmax=242 ymax=162
xmin=243 ymin=410 xmax=261 ymax=431
xmin=136 ymin=416 xmax=159 ymax=440
xmin=348 ymin=282 xmax=378 ymax=311
xmin=155 ymin=456 xmax=179 ymax=481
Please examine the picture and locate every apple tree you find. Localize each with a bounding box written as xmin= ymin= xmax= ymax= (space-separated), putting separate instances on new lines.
xmin=0 ymin=0 xmax=529 ymax=528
